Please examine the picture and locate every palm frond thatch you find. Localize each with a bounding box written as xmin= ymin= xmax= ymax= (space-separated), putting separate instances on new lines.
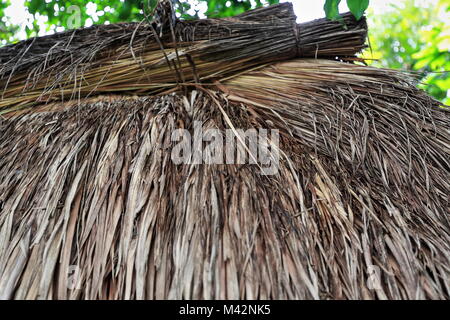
xmin=0 ymin=1 xmax=449 ymax=300
xmin=0 ymin=57 xmax=449 ymax=299
xmin=0 ymin=3 xmax=367 ymax=115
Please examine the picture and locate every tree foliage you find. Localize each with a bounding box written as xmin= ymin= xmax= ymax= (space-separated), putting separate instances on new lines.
xmin=0 ymin=1 xmax=20 ymax=43
xmin=364 ymin=0 xmax=449 ymax=104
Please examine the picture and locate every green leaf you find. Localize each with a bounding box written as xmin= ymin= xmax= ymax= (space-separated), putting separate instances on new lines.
xmin=324 ymin=0 xmax=341 ymax=21
xmin=413 ymin=55 xmax=434 ymax=69
xmin=118 ymin=1 xmax=132 ymax=20
xmin=28 ymin=0 xmax=44 ymax=14
xmin=347 ymin=0 xmax=369 ymax=20
xmin=149 ymin=0 xmax=160 ymax=13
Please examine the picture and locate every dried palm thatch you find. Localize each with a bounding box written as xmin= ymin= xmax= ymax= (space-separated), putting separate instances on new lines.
xmin=0 ymin=3 xmax=449 ymax=300
xmin=0 ymin=3 xmax=367 ymax=115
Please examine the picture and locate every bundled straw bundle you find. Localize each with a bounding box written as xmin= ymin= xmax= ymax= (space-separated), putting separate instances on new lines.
xmin=0 ymin=3 xmax=449 ymax=300
xmin=0 ymin=3 xmax=366 ymax=115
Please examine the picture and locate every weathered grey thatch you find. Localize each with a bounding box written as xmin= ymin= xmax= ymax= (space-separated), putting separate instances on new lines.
xmin=0 ymin=3 xmax=449 ymax=300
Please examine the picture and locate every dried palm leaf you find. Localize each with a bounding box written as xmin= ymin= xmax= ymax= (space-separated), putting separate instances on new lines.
xmin=0 ymin=59 xmax=448 ymax=300
xmin=0 ymin=3 xmax=367 ymax=115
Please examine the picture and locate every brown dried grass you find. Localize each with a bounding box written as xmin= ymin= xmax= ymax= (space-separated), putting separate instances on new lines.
xmin=0 ymin=3 xmax=367 ymax=116
xmin=0 ymin=2 xmax=449 ymax=300
xmin=0 ymin=58 xmax=449 ymax=299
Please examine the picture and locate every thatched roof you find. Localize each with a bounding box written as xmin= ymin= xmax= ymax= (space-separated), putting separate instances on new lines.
xmin=0 ymin=3 xmax=367 ymax=115
xmin=0 ymin=3 xmax=449 ymax=300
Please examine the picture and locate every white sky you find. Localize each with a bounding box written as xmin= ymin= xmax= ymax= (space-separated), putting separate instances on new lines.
xmin=3 ymin=0 xmax=442 ymax=40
